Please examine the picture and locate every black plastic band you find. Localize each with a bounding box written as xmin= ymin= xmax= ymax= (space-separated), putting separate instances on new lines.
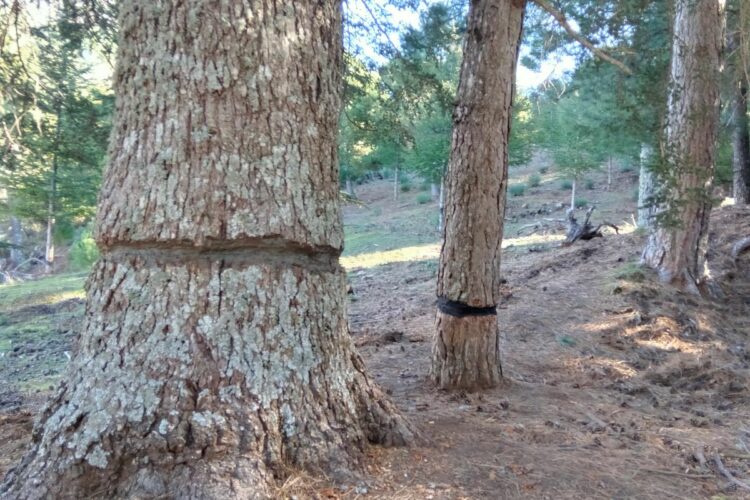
xmin=437 ymin=296 xmax=497 ymax=318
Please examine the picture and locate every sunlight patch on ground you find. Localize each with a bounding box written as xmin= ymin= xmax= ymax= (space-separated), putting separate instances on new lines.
xmin=341 ymin=233 xmax=569 ymax=269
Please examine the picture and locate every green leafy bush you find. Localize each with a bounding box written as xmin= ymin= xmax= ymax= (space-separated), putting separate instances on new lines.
xmin=509 ymin=184 xmax=526 ymax=197
xmin=416 ymin=193 xmax=432 ymax=204
xmin=528 ymin=174 xmax=541 ymax=187
xmin=585 ymin=179 xmax=595 ymax=190
xmin=560 ymin=180 xmax=573 ymax=190
xmin=69 ymin=227 xmax=99 ymax=270
xmin=400 ymin=180 xmax=412 ymax=192
xmin=574 ymin=198 xmax=589 ymax=208
xmin=539 ymin=166 xmax=549 ymax=174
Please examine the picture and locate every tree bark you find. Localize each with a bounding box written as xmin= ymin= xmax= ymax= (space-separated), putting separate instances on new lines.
xmin=641 ymin=0 xmax=723 ymax=292
xmin=9 ymin=215 xmax=23 ymax=266
xmin=638 ymin=143 xmax=657 ymax=229
xmin=1 ymin=1 xmax=413 ymax=498
xmin=393 ymin=164 xmax=399 ymax=200
xmin=437 ymin=177 xmax=445 ymax=233
xmin=432 ymin=0 xmax=525 ymax=391
xmin=570 ymin=177 xmax=577 ymax=210
xmin=731 ymin=65 xmax=750 ymax=204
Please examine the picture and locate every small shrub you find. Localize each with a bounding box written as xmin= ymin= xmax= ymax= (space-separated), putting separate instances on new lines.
xmin=528 ymin=174 xmax=541 ymax=188
xmin=69 ymin=227 xmax=99 ymax=270
xmin=416 ymin=193 xmax=432 ymax=204
xmin=418 ymin=181 xmax=431 ymax=192
xmin=400 ymin=181 xmax=412 ymax=192
xmin=620 ymin=165 xmax=635 ymax=173
xmin=585 ymin=179 xmax=595 ymax=190
xmin=509 ymin=184 xmax=526 ymax=197
xmin=574 ymin=198 xmax=588 ymax=208
xmin=539 ymin=166 xmax=549 ymax=174
xmin=560 ymin=180 xmax=573 ymax=190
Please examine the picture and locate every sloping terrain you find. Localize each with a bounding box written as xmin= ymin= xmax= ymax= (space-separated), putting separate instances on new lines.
xmin=2 ymin=166 xmax=750 ymax=498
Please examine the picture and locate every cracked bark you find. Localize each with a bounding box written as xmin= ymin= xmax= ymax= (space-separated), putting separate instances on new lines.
xmin=432 ymin=0 xmax=525 ymax=391
xmin=641 ymin=0 xmax=723 ymax=292
xmin=1 ymin=1 xmax=414 ymax=498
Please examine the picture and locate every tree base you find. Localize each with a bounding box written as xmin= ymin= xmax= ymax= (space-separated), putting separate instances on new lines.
xmin=1 ymin=255 xmax=415 ymax=499
xmin=431 ymin=311 xmax=501 ymax=391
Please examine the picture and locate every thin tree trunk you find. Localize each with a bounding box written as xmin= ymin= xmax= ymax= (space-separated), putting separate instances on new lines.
xmin=732 ymin=69 xmax=750 ymax=204
xmin=9 ymin=216 xmax=23 ymax=266
xmin=44 ymin=158 xmax=57 ymax=270
xmin=1 ymin=1 xmax=414 ymax=497
xmin=638 ymin=143 xmax=657 ymax=229
xmin=641 ymin=0 xmax=723 ymax=292
xmin=570 ymin=177 xmax=577 ymax=210
xmin=393 ymin=164 xmax=399 ymax=200
xmin=45 ymin=98 xmax=63 ymax=271
xmin=432 ymin=0 xmax=526 ymax=391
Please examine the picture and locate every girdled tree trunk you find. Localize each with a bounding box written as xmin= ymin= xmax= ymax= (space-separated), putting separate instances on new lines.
xmin=638 ymin=143 xmax=657 ymax=229
xmin=641 ymin=0 xmax=723 ymax=292
xmin=1 ymin=1 xmax=413 ymax=498
xmin=432 ymin=0 xmax=525 ymax=391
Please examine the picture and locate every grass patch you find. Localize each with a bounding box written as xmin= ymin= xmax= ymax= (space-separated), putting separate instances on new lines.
xmin=574 ymin=198 xmax=589 ymax=208
xmin=416 ymin=193 xmax=432 ymax=204
xmin=0 ymin=272 xmax=87 ymax=314
xmin=509 ymin=184 xmax=526 ymax=197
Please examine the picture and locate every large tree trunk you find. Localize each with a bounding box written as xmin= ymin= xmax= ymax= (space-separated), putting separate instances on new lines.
xmin=637 ymin=143 xmax=657 ymax=229
xmin=432 ymin=0 xmax=525 ymax=391
xmin=1 ymin=1 xmax=413 ymax=498
xmin=641 ymin=0 xmax=723 ymax=292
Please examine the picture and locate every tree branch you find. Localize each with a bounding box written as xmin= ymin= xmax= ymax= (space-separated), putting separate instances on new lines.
xmin=530 ymin=0 xmax=633 ymax=76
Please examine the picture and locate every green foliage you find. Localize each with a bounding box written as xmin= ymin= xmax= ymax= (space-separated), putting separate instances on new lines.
xmin=400 ymin=181 xmax=412 ymax=192
xmin=416 ymin=193 xmax=432 ymax=204
xmin=1 ymin=5 xmax=113 ymax=263
xmin=509 ymin=184 xmax=526 ymax=197
xmin=560 ymin=180 xmax=573 ymax=190
xmin=539 ymin=166 xmax=549 ymax=174
xmin=585 ymin=179 xmax=595 ymax=190
xmin=574 ymin=198 xmax=589 ymax=208
xmin=68 ymin=227 xmax=98 ymax=270
xmin=528 ymin=174 xmax=541 ymax=187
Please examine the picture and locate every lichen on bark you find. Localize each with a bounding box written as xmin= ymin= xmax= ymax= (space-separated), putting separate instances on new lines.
xmin=1 ymin=0 xmax=414 ymax=497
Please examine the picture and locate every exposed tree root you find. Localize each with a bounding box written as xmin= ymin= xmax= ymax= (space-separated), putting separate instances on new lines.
xmin=563 ymin=207 xmax=619 ymax=246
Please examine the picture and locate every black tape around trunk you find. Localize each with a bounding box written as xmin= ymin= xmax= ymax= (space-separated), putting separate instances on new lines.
xmin=437 ymin=296 xmax=497 ymax=318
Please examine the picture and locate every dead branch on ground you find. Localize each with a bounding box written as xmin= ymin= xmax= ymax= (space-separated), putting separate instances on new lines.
xmin=562 ymin=207 xmax=619 ymax=246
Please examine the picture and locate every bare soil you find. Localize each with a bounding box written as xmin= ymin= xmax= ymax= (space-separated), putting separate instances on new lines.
xmin=2 ymin=173 xmax=750 ymax=499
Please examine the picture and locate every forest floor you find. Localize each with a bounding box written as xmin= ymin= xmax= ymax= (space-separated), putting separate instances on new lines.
xmin=2 ymin=161 xmax=750 ymax=498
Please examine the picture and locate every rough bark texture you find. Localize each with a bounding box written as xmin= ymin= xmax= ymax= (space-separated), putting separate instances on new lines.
xmin=641 ymin=0 xmax=723 ymax=291
xmin=1 ymin=1 xmax=413 ymax=498
xmin=637 ymin=143 xmax=657 ymax=229
xmin=432 ymin=0 xmax=525 ymax=391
